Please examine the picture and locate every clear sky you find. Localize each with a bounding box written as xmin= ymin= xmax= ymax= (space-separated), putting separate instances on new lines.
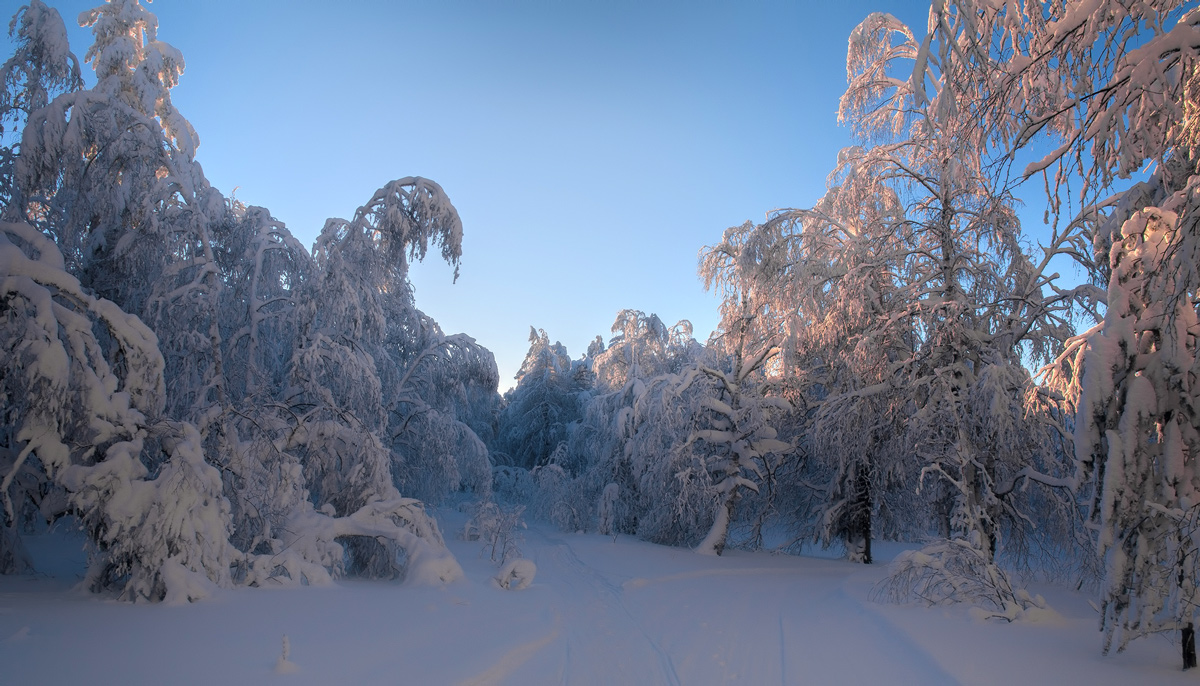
xmin=5 ymin=0 xmax=934 ymax=390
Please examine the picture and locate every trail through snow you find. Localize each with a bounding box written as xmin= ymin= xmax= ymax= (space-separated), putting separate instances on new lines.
xmin=0 ymin=513 xmax=1193 ymax=684
xmin=509 ymin=529 xmax=955 ymax=685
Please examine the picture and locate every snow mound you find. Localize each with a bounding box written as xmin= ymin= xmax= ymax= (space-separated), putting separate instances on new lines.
xmin=274 ymin=658 xmax=300 ymax=675
xmin=494 ymin=558 xmax=536 ymax=590
xmin=160 ymin=556 xmax=219 ymax=606
xmin=274 ymin=635 xmax=300 ymax=674
xmin=403 ymin=541 xmax=465 ymax=587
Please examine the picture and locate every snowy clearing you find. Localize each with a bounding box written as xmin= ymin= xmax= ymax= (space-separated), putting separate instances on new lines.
xmin=0 ymin=511 xmax=1190 ymax=685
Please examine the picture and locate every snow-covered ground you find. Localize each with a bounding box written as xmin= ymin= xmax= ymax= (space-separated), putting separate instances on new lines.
xmin=0 ymin=511 xmax=1191 ymax=685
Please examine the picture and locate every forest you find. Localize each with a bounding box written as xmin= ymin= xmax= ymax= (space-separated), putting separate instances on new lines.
xmin=2 ymin=0 xmax=1199 ymax=676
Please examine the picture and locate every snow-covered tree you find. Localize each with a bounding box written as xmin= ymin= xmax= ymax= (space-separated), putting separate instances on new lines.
xmin=274 ymin=176 xmax=481 ymax=573
xmin=385 ymin=327 xmax=498 ymax=504
xmin=680 ymin=360 xmax=792 ymax=556
xmin=702 ymin=150 xmax=915 ymax=563
xmin=0 ymin=220 xmax=234 ymax=600
xmin=573 ymin=311 xmax=790 ymax=555
xmin=685 ymin=4 xmax=1089 ymax=591
xmin=218 ymin=205 xmax=313 ymax=408
xmin=1023 ymin=3 xmax=1200 ymax=658
xmin=591 ymin=309 xmax=699 ymax=392
xmin=0 ymin=1 xmax=244 ymax=597
xmin=13 ymin=0 xmax=206 ymax=302
xmin=7 ymin=0 xmax=238 ymax=460
xmin=0 ymin=0 xmax=81 ymax=212
xmin=1 ymin=0 xmax=480 ymax=594
xmin=836 ymin=5 xmax=1088 ymax=575
xmin=494 ymin=327 xmax=587 ymax=469
xmin=4 ymin=1 xmax=273 ymax=585
xmin=543 ymin=360 xmax=713 ymax=546
xmin=1059 ymin=199 xmax=1200 ymax=656
xmin=926 ymin=0 xmax=1200 ymax=663
xmin=511 ymin=311 xmax=721 ymax=542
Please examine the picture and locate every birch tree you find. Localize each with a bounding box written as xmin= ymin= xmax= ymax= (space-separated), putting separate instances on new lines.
xmin=842 ymin=5 xmax=1087 ymax=574
xmin=1002 ymin=0 xmax=1200 ymax=664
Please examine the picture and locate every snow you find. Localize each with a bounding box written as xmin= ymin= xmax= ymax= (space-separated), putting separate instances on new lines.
xmin=274 ymin=635 xmax=300 ymax=674
xmin=2 ymin=0 xmax=1198 ymax=681
xmin=494 ymin=558 xmax=536 ymax=591
xmin=0 ymin=510 xmax=1191 ymax=685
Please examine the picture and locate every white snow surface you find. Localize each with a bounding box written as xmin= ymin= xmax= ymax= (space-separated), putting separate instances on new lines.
xmin=0 ymin=510 xmax=1191 ymax=685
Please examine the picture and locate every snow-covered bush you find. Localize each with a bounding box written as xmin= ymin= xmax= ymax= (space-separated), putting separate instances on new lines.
xmin=463 ymin=500 xmax=526 ymax=564
xmin=531 ymin=464 xmax=589 ymax=532
xmin=872 ymin=538 xmax=1048 ymax=622
xmin=274 ymin=635 xmax=299 ymax=674
xmin=69 ymin=423 xmax=234 ymax=602
xmin=494 ymin=557 xmax=536 ymax=590
xmin=241 ymin=497 xmax=462 ymax=587
xmin=597 ymin=483 xmax=620 ymax=537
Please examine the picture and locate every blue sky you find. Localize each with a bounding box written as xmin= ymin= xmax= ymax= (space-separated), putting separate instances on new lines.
xmin=6 ymin=0 xmax=934 ymax=389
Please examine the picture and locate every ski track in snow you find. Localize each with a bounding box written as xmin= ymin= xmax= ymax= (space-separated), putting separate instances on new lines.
xmin=458 ymin=612 xmax=563 ymax=686
xmin=623 ymin=566 xmax=800 ymax=589
xmin=533 ymin=529 xmax=682 ymax=685
xmin=777 ymin=610 xmax=788 ymax=683
xmin=616 ymin=559 xmax=956 ymax=684
xmin=488 ymin=526 xmax=956 ymax=685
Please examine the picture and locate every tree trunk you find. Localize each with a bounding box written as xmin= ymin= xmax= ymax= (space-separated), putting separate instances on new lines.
xmin=846 ymin=467 xmax=872 ymax=564
xmin=935 ymin=488 xmax=953 ymax=539
xmin=697 ymin=489 xmax=737 ymax=556
xmin=1184 ymin=623 xmax=1197 ymax=670
xmin=0 ymin=523 xmax=34 ymax=574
